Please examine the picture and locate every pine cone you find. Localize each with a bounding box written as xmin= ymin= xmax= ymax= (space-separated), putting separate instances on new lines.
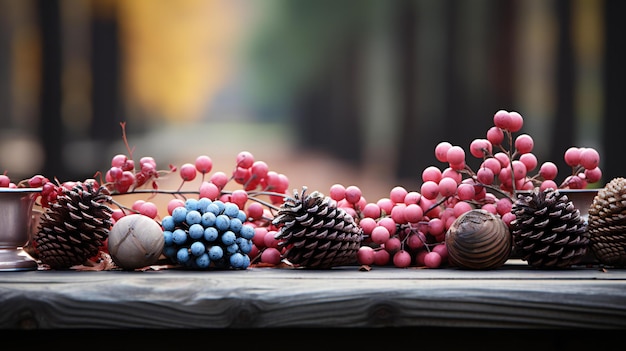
xmin=272 ymin=188 xmax=363 ymax=269
xmin=33 ymin=182 xmax=114 ymax=269
xmin=587 ymin=177 xmax=626 ymax=267
xmin=510 ymin=188 xmax=589 ymax=268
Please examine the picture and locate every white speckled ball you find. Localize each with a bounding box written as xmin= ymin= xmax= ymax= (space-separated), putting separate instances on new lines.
xmin=108 ymin=214 xmax=164 ymax=270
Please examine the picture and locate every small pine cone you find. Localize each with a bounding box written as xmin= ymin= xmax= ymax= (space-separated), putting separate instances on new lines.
xmin=587 ymin=177 xmax=626 ymax=267
xmin=272 ymin=188 xmax=363 ymax=269
xmin=510 ymin=188 xmax=589 ymax=268
xmin=34 ymin=182 xmax=114 ymax=269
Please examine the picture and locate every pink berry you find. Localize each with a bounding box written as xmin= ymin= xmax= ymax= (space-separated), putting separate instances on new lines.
xmin=0 ymin=174 xmax=11 ymax=187
xmin=167 ymin=198 xmax=185 ymax=215
xmin=370 ymin=226 xmax=390 ymax=244
xmin=432 ymin=243 xmax=448 ymax=261
xmin=373 ymin=249 xmax=390 ymax=266
xmin=407 ymin=232 xmax=426 ymax=250
xmin=357 ymin=246 xmax=376 ymax=265
xmin=209 ymin=171 xmax=229 ymax=189
xmin=477 ymin=167 xmax=495 ymax=185
xmin=132 ymin=200 xmax=145 ymax=211
xmin=453 ymin=201 xmax=472 ymax=218
xmin=428 ymin=218 xmax=445 ymax=237
xmin=139 ymin=201 xmax=159 ymax=219
xmin=508 ymin=111 xmax=524 ymax=132
xmin=514 ymin=134 xmax=534 ymax=154
xmin=519 ymin=153 xmax=537 ymax=171
xmin=403 ymin=191 xmax=422 ymax=205
xmin=393 ymin=250 xmax=412 ymax=268
xmin=494 ymin=152 xmax=510 ymax=167
xmin=496 ymin=197 xmax=513 ymax=216
xmin=359 ymin=217 xmax=377 ymax=235
xmin=540 ymin=180 xmax=558 ymax=191
xmin=377 ymin=217 xmax=397 ymax=235
xmin=403 ymin=203 xmax=423 ymax=223
xmin=456 ymin=183 xmax=475 ymax=200
xmin=435 ymin=141 xmax=452 ymax=162
xmin=585 ymin=167 xmax=602 ymax=183
xmin=469 ymin=138 xmax=492 ymax=158
xmin=564 ymin=147 xmax=581 ymax=167
xmin=502 ymin=212 xmax=515 ymax=227
xmin=539 ymin=161 xmax=558 ymax=180
xmin=390 ymin=204 xmax=407 ymax=224
xmin=199 ymin=181 xmax=220 ymax=200
xmin=264 ymin=231 xmax=280 ymax=248
xmin=389 ymin=186 xmax=408 ymax=203
xmin=438 ymin=177 xmax=458 ymax=197
xmin=252 ymin=227 xmax=268 ymax=248
xmin=422 ymin=166 xmax=442 ymax=183
xmin=511 ymin=160 xmax=527 ymax=180
xmin=251 ymin=161 xmax=269 ymax=178
xmin=236 ymin=151 xmax=254 ymax=169
xmin=195 ymin=155 xmax=213 ymax=174
xmin=344 ymin=185 xmax=362 ymax=204
xmin=384 ymin=237 xmax=402 ymax=254
xmin=329 ymin=183 xmax=346 ymax=201
xmin=261 ymin=247 xmax=282 ymax=265
xmin=441 ymin=167 xmax=462 ymax=184
xmin=493 ymin=109 xmax=511 ymax=129
xmin=111 ymin=154 xmax=127 ymax=168
xmin=179 ymin=163 xmax=197 ymax=181
xmin=446 ymin=145 xmax=465 ymax=166
xmin=486 ymin=126 xmax=504 ymax=146
xmin=424 ymin=251 xmax=442 ymax=268
xmin=579 ymin=147 xmax=600 ymax=170
xmin=231 ymin=189 xmax=248 ymax=209
xmin=247 ymin=202 xmax=264 ymax=220
xmin=420 ymin=180 xmax=439 ymax=200
xmin=361 ymin=203 xmax=381 ymax=219
xmin=376 ymin=198 xmax=394 ymax=215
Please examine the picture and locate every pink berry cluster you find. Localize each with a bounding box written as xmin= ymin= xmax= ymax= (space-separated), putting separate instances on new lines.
xmin=329 ymin=183 xmax=449 ymax=268
xmin=347 ymin=109 xmax=602 ymax=269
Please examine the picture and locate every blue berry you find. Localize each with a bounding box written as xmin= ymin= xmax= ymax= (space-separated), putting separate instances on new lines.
xmin=201 ymin=212 xmax=216 ymax=227
xmin=185 ymin=210 xmax=202 ymax=225
xmin=236 ymin=237 xmax=252 ymax=254
xmin=172 ymin=206 xmax=188 ymax=223
xmin=240 ymin=224 xmax=255 ymax=240
xmin=229 ymin=253 xmax=244 ymax=268
xmin=172 ymin=228 xmax=188 ymax=245
xmin=236 ymin=210 xmax=247 ymax=222
xmin=215 ymin=214 xmax=231 ymax=231
xmin=212 ymin=200 xmax=225 ymax=214
xmin=223 ymin=203 xmax=240 ymax=218
xmin=226 ymin=243 xmax=239 ymax=254
xmin=206 ymin=203 xmax=221 ymax=216
xmin=221 ymin=230 xmax=236 ymax=245
xmin=204 ymin=227 xmax=219 ymax=242
xmin=229 ymin=218 xmax=243 ymax=233
xmin=241 ymin=254 xmax=250 ymax=269
xmin=163 ymin=230 xmax=174 ymax=246
xmin=188 ymin=224 xmax=204 ymax=239
xmin=197 ymin=198 xmax=212 ymax=212
xmin=209 ymin=245 xmax=223 ymax=260
xmin=190 ymin=241 xmax=206 ymax=256
xmin=161 ymin=216 xmax=175 ymax=231
xmin=196 ymin=253 xmax=210 ymax=268
xmin=185 ymin=198 xmax=200 ymax=211
xmin=177 ymin=248 xmax=190 ymax=263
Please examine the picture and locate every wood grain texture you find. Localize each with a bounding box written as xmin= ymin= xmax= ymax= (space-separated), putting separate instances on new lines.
xmin=1 ymin=261 xmax=626 ymax=329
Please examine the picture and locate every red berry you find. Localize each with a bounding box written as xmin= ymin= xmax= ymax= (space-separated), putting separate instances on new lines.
xmin=393 ymin=250 xmax=412 ymax=268
xmin=424 ymin=251 xmax=442 ymax=268
xmin=236 ymin=151 xmax=254 ymax=169
xmin=195 ymin=155 xmax=213 ymax=174
xmin=179 ymin=163 xmax=197 ymax=181
xmin=261 ymin=247 xmax=282 ymax=265
xmin=357 ymin=246 xmax=376 ymax=265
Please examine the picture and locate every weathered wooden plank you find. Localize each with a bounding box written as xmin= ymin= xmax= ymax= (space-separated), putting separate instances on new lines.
xmin=1 ymin=262 xmax=626 ymax=329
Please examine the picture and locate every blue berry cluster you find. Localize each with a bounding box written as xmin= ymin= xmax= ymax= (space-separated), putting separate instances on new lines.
xmin=161 ymin=198 xmax=255 ymax=269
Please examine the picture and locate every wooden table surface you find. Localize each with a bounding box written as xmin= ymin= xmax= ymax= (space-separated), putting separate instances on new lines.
xmin=2 ymin=259 xmax=625 ymax=331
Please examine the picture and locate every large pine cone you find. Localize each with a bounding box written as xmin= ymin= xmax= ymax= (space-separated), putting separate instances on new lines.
xmin=33 ymin=182 xmax=114 ymax=269
xmin=510 ymin=188 xmax=589 ymax=268
xmin=272 ymin=188 xmax=363 ymax=269
xmin=587 ymin=177 xmax=626 ymax=267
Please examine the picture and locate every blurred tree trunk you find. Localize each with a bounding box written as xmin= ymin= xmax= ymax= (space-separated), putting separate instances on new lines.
xmin=603 ymin=0 xmax=626 ymax=183
xmin=37 ymin=0 xmax=67 ymax=180
xmin=551 ymin=0 xmax=576 ymax=178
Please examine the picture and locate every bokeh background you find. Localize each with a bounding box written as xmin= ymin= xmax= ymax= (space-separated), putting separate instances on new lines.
xmin=0 ymin=0 xmax=624 ymax=201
